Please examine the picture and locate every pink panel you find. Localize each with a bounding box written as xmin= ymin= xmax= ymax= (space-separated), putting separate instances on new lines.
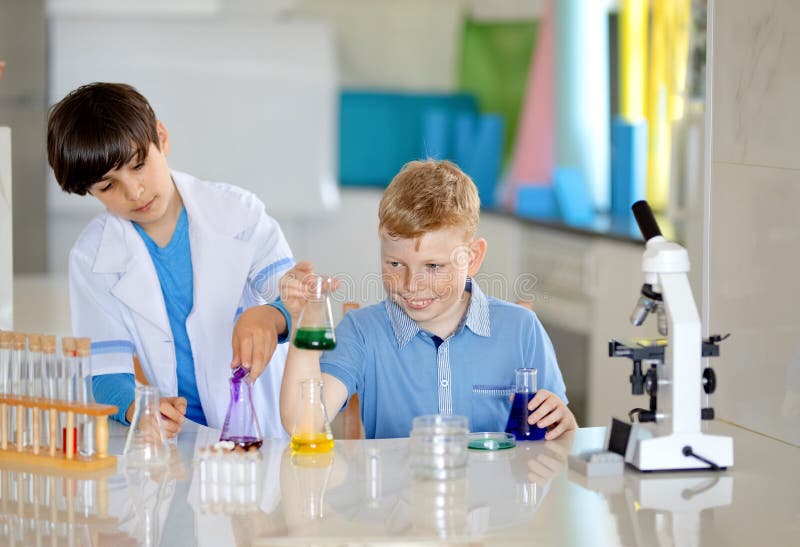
xmin=504 ymin=0 xmax=555 ymax=209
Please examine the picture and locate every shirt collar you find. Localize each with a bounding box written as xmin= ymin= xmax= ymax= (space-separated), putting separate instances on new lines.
xmin=385 ymin=277 xmax=491 ymax=349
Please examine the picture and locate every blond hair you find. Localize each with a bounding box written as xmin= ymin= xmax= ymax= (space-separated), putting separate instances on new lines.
xmin=378 ymin=159 xmax=480 ymax=240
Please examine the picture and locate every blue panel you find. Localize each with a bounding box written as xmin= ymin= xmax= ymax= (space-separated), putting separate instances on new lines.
xmin=515 ymin=185 xmax=558 ymax=220
xmin=420 ymin=108 xmax=452 ymax=159
xmin=340 ymin=91 xmax=478 ymax=186
xmin=611 ymin=118 xmax=648 ymax=220
xmin=454 ymin=114 xmax=504 ymax=208
xmin=553 ymin=167 xmax=596 ymax=227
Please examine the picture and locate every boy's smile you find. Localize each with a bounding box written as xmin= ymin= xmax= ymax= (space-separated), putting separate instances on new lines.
xmin=380 ymin=227 xmax=487 ymax=338
xmin=133 ymin=195 xmax=156 ymax=213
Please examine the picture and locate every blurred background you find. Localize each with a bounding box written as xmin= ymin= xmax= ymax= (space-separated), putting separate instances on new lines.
xmin=1 ymin=0 xmax=798 ymax=445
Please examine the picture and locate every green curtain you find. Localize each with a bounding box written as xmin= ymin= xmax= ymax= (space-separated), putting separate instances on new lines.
xmin=458 ymin=20 xmax=538 ymax=163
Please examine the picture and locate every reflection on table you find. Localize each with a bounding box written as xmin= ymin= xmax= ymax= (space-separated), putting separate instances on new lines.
xmin=2 ymin=421 xmax=798 ymax=546
xmin=182 ymin=426 xmax=573 ymax=544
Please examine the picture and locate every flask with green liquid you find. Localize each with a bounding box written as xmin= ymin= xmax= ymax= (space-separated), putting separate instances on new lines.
xmin=293 ymin=275 xmax=336 ymax=351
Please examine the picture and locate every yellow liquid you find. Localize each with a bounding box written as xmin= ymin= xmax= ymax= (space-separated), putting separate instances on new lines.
xmin=291 ymin=433 xmax=335 ymax=455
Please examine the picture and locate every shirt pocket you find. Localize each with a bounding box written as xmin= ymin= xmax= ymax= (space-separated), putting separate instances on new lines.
xmin=472 ymin=384 xmax=514 ymax=397
xmin=470 ymin=384 xmax=514 ymax=432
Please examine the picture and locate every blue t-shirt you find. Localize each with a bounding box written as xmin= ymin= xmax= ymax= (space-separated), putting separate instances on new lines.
xmin=320 ymin=280 xmax=567 ymax=438
xmin=132 ymin=207 xmax=207 ymax=425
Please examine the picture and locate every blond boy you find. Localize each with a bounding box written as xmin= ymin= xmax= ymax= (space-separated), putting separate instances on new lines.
xmin=269 ymin=160 xmax=575 ymax=438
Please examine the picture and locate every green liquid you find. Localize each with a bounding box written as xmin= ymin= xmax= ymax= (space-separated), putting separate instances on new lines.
xmin=293 ymin=327 xmax=336 ymax=350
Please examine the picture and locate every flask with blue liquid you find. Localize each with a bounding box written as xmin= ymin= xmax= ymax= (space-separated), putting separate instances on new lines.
xmin=505 ymin=368 xmax=546 ymax=441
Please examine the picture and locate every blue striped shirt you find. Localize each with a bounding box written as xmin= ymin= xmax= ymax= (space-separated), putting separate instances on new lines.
xmin=320 ymin=279 xmax=567 ymax=438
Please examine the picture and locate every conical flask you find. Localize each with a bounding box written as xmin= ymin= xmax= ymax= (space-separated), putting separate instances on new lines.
xmin=293 ymin=275 xmax=336 ymax=350
xmin=290 ymin=379 xmax=334 ymax=455
xmin=505 ymin=368 xmax=546 ymax=441
xmin=219 ymin=367 xmax=263 ymax=449
xmin=124 ymin=385 xmax=169 ymax=467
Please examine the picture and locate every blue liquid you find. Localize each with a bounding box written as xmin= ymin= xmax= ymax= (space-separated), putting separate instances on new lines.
xmin=504 ymin=392 xmax=546 ymax=441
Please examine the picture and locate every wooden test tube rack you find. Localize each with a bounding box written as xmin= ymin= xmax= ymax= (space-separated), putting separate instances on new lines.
xmin=0 ymin=395 xmax=117 ymax=472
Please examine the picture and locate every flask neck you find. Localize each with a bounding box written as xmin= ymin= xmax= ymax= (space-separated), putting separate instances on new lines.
xmin=514 ymin=368 xmax=537 ymax=394
xmin=229 ymin=374 xmax=253 ymax=403
xmin=136 ymin=386 xmax=161 ymax=413
xmin=300 ymin=380 xmax=323 ymax=403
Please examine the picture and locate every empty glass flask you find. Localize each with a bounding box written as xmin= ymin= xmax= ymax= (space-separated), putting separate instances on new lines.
xmin=123 ymin=385 xmax=169 ymax=467
xmin=293 ymin=275 xmax=336 ymax=351
xmin=219 ymin=367 xmax=263 ymax=449
xmin=290 ymin=379 xmax=334 ymax=455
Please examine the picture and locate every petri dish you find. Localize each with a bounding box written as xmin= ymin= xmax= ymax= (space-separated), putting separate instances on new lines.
xmin=468 ymin=432 xmax=516 ymax=451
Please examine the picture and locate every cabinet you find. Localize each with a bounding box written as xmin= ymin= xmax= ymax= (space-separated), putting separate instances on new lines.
xmin=480 ymin=212 xmax=658 ymax=426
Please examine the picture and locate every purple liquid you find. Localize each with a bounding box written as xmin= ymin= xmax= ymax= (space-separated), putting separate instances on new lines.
xmin=219 ymin=436 xmax=263 ymax=450
xmin=505 ymin=392 xmax=546 ymax=441
xmin=232 ymin=367 xmax=248 ymax=381
xmin=230 ymin=367 xmax=247 ymax=402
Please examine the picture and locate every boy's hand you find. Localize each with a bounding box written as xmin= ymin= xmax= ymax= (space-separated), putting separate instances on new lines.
xmin=231 ymin=305 xmax=285 ymax=380
xmin=279 ymin=262 xmax=341 ymax=321
xmin=279 ymin=261 xmax=316 ymax=320
xmin=527 ymin=390 xmax=577 ymax=440
xmin=159 ymin=396 xmax=187 ymax=438
xmin=125 ymin=396 xmax=187 ymax=439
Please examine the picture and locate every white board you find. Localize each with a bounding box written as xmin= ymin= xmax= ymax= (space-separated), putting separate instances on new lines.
xmin=0 ymin=127 xmax=12 ymax=328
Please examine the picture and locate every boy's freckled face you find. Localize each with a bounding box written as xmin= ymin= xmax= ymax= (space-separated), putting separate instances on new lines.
xmin=381 ymin=227 xmax=483 ymax=336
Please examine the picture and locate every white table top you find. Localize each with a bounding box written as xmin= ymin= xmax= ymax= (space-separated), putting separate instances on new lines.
xmin=1 ymin=420 xmax=797 ymax=546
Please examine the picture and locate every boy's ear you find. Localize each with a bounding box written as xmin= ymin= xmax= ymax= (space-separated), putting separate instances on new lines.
xmin=467 ymin=238 xmax=487 ymax=276
xmin=156 ymin=120 xmax=170 ymax=156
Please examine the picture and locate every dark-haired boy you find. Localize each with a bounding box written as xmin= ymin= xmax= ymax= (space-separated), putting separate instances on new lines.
xmin=48 ymin=82 xmax=293 ymax=437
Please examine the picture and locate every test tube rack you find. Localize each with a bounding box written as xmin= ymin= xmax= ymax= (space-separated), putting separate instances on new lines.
xmin=0 ymin=395 xmax=118 ymax=472
xmin=0 ymin=464 xmax=121 ymax=545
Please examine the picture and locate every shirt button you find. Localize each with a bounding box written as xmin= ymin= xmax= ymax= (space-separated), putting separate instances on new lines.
xmin=441 ymin=379 xmax=449 ymax=388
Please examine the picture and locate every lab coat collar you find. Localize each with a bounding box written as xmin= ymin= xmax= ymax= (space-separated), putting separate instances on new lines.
xmin=170 ymin=169 xmax=261 ymax=239
xmin=92 ymin=170 xmax=260 ymax=273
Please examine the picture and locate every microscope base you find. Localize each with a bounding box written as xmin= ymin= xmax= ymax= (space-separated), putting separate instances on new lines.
xmin=630 ymin=432 xmax=734 ymax=472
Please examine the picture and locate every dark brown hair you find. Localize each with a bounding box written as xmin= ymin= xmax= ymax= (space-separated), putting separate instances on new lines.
xmin=379 ymin=159 xmax=480 ymax=240
xmin=47 ymin=83 xmax=160 ymax=195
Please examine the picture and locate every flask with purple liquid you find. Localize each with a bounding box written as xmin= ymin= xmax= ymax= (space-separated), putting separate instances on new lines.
xmin=219 ymin=367 xmax=263 ymax=449
xmin=504 ymin=368 xmax=546 ymax=441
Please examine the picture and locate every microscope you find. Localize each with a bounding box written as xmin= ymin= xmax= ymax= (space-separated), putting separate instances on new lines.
xmin=606 ymin=201 xmax=734 ymax=471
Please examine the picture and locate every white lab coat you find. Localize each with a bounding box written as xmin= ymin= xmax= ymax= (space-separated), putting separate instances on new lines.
xmin=68 ymin=170 xmax=293 ymax=438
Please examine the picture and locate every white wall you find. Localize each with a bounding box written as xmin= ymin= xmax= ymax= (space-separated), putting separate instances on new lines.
xmin=0 ymin=127 xmax=12 ymax=328
xmin=707 ymin=0 xmax=800 ymax=445
xmin=46 ymin=15 xmax=339 ymax=272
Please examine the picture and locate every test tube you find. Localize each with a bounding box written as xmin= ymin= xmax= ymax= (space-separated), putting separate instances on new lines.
xmin=11 ymin=333 xmax=26 ymax=451
xmin=1 ymin=331 xmax=11 ymax=450
xmin=60 ymin=338 xmax=78 ymax=458
xmin=26 ymin=334 xmax=43 ymax=451
xmin=75 ymin=338 xmax=95 ymax=457
xmin=42 ymin=335 xmax=58 ymax=454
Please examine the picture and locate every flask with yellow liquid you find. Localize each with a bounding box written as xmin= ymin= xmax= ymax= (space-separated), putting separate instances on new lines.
xmin=290 ymin=379 xmax=334 ymax=454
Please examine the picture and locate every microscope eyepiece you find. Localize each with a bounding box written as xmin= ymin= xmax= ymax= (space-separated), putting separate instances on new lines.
xmin=632 ymin=200 xmax=663 ymax=241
